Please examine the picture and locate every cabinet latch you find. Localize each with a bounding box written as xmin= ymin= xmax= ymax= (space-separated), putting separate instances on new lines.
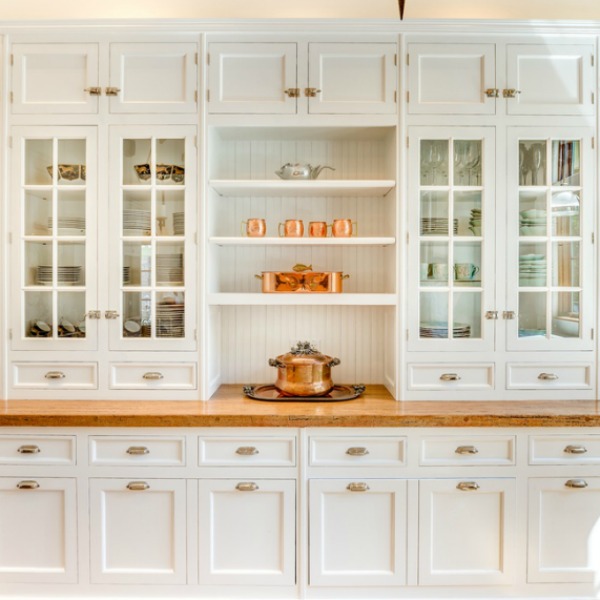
xmin=85 ymin=310 xmax=101 ymax=320
xmin=284 ymin=88 xmax=300 ymax=98
xmin=105 ymin=87 xmax=121 ymax=96
xmin=305 ymin=87 xmax=321 ymax=97
xmin=84 ymin=87 xmax=102 ymax=96
xmin=484 ymin=88 xmax=499 ymax=98
xmin=502 ymin=311 xmax=516 ymax=320
xmin=485 ymin=311 xmax=498 ymax=320
xmin=503 ymin=88 xmax=521 ymax=98
xmin=105 ymin=310 xmax=120 ymax=319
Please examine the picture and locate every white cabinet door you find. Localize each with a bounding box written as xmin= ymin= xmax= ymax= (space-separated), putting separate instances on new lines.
xmin=308 ymin=43 xmax=397 ymax=114
xmin=109 ymin=43 xmax=198 ymax=114
xmin=528 ymin=477 xmax=600 ymax=583
xmin=0 ymin=477 xmax=77 ymax=583
xmin=89 ymin=478 xmax=187 ymax=584
xmin=198 ymin=479 xmax=296 ymax=585
xmin=11 ymin=43 xmax=100 ymax=114
xmin=207 ymin=42 xmax=298 ymax=114
xmin=506 ymin=44 xmax=595 ymax=116
xmin=407 ymin=43 xmax=496 ymax=115
xmin=309 ymin=479 xmax=407 ymax=587
xmin=419 ymin=478 xmax=515 ymax=585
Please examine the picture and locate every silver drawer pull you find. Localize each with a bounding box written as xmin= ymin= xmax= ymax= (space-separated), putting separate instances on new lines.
xmin=127 ymin=481 xmax=150 ymax=491
xmin=440 ymin=373 xmax=461 ymax=382
xmin=565 ymin=479 xmax=588 ymax=489
xmin=346 ymin=447 xmax=370 ymax=456
xmin=455 ymin=445 xmax=479 ymax=455
xmin=347 ymin=482 xmax=370 ymax=492
xmin=17 ymin=445 xmax=41 ymax=454
xmin=457 ymin=481 xmax=480 ymax=491
xmin=126 ymin=446 xmax=150 ymax=455
xmin=44 ymin=371 xmax=66 ymax=380
xmin=538 ymin=372 xmax=559 ymax=381
xmin=564 ymin=445 xmax=587 ymax=455
xmin=235 ymin=446 xmax=259 ymax=456
xmin=236 ymin=482 xmax=259 ymax=492
xmin=142 ymin=372 xmax=164 ymax=381
xmin=17 ymin=480 xmax=40 ymax=490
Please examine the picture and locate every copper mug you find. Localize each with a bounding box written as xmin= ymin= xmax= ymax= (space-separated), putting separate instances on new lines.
xmin=331 ymin=219 xmax=356 ymax=237
xmin=309 ymin=221 xmax=328 ymax=237
xmin=242 ymin=218 xmax=266 ymax=237
xmin=278 ymin=219 xmax=304 ymax=237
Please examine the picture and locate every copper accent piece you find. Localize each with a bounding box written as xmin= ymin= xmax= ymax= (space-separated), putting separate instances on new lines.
xmin=268 ymin=341 xmax=341 ymax=397
xmin=256 ymin=264 xmax=349 ymax=293
xmin=278 ymin=219 xmax=304 ymax=237
xmin=309 ymin=221 xmax=328 ymax=237
xmin=243 ymin=218 xmax=266 ymax=237
xmin=331 ymin=219 xmax=355 ymax=237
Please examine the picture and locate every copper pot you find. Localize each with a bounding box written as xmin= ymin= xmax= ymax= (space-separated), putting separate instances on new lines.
xmin=268 ymin=342 xmax=341 ymax=397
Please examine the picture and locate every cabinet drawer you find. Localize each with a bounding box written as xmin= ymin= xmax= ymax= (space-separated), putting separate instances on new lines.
xmin=408 ymin=363 xmax=494 ymax=391
xmin=89 ymin=436 xmax=186 ymax=466
xmin=109 ymin=363 xmax=196 ymax=390
xmin=420 ymin=436 xmax=516 ymax=466
xmin=12 ymin=362 xmax=97 ymax=390
xmin=309 ymin=436 xmax=406 ymax=467
xmin=529 ymin=435 xmax=600 ymax=465
xmin=506 ymin=363 xmax=592 ymax=390
xmin=198 ymin=436 xmax=296 ymax=467
xmin=0 ymin=435 xmax=76 ymax=466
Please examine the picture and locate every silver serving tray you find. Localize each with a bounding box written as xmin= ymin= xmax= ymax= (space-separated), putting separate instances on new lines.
xmin=243 ymin=384 xmax=365 ymax=402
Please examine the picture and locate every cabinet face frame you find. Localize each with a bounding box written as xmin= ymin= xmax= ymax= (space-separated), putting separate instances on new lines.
xmin=9 ymin=125 xmax=99 ymax=351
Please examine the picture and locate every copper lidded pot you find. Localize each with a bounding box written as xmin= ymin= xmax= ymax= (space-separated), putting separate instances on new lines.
xmin=268 ymin=341 xmax=341 ymax=397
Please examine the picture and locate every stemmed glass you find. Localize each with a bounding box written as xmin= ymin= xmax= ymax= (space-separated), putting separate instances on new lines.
xmin=428 ymin=142 xmax=444 ymax=185
xmin=464 ymin=142 xmax=481 ymax=185
xmin=531 ymin=143 xmax=543 ymax=185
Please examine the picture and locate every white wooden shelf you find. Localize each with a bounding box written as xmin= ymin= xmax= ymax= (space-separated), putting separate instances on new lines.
xmin=207 ymin=293 xmax=397 ymax=306
xmin=209 ymin=179 xmax=396 ymax=197
xmin=209 ymin=236 xmax=396 ymax=246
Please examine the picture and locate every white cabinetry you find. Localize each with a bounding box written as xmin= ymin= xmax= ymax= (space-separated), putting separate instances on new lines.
xmin=407 ymin=39 xmax=595 ymax=116
xmin=12 ymin=41 xmax=198 ymax=114
xmin=207 ymin=41 xmax=397 ymax=115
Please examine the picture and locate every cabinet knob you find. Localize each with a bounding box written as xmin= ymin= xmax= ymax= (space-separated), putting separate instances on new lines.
xmin=17 ymin=445 xmax=41 ymax=454
xmin=84 ymin=310 xmax=101 ymax=320
xmin=284 ymin=88 xmax=300 ymax=98
xmin=84 ymin=86 xmax=102 ymax=96
xmin=236 ymin=482 xmax=259 ymax=492
xmin=17 ymin=480 xmax=40 ymax=490
xmin=456 ymin=481 xmax=480 ymax=491
xmin=439 ymin=373 xmax=461 ymax=382
xmin=484 ymin=88 xmax=499 ymax=98
xmin=305 ymin=87 xmax=322 ymax=97
xmin=44 ymin=371 xmax=66 ymax=380
xmin=503 ymin=88 xmax=521 ymax=98
xmin=564 ymin=445 xmax=587 ymax=455
xmin=565 ymin=479 xmax=588 ymax=489
xmin=235 ymin=446 xmax=259 ymax=456
xmin=126 ymin=446 xmax=150 ymax=455
xmin=105 ymin=87 xmax=121 ymax=96
xmin=142 ymin=372 xmax=164 ymax=381
xmin=105 ymin=310 xmax=120 ymax=319
xmin=538 ymin=372 xmax=559 ymax=381
xmin=127 ymin=481 xmax=150 ymax=491
xmin=346 ymin=482 xmax=370 ymax=492
xmin=455 ymin=445 xmax=479 ymax=455
xmin=346 ymin=447 xmax=370 ymax=456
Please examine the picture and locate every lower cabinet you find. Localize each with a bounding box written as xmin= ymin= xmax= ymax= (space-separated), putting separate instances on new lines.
xmin=308 ymin=478 xmax=407 ymax=586
xmin=197 ymin=478 xmax=296 ymax=585
xmin=528 ymin=476 xmax=600 ymax=583
xmin=0 ymin=477 xmax=78 ymax=583
xmin=89 ymin=478 xmax=187 ymax=584
xmin=418 ymin=478 xmax=516 ymax=585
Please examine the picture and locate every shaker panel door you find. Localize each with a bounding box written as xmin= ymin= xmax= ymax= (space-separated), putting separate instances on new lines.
xmin=407 ymin=43 xmax=496 ymax=115
xmin=208 ymin=42 xmax=297 ymax=114
xmin=308 ymin=43 xmax=397 ymax=114
xmin=109 ymin=42 xmax=198 ymax=114
xmin=11 ymin=43 xmax=100 ymax=114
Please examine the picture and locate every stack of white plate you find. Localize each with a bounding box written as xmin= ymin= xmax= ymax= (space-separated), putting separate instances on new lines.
xmin=421 ymin=217 xmax=458 ymax=235
xmin=519 ymin=209 xmax=546 ymax=236
xmin=419 ymin=321 xmax=471 ymax=338
xmin=519 ymin=254 xmax=546 ymax=286
xmin=48 ymin=217 xmax=86 ymax=235
xmin=469 ymin=208 xmax=481 ymax=236
xmin=36 ymin=265 xmax=82 ymax=285
xmin=173 ymin=212 xmax=185 ymax=235
xmin=156 ymin=302 xmax=184 ymax=338
xmin=156 ymin=253 xmax=183 ymax=284
xmin=123 ymin=209 xmax=151 ymax=234
xmin=123 ymin=266 xmax=131 ymax=284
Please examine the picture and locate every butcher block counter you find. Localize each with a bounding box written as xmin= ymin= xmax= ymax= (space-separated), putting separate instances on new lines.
xmin=1 ymin=384 xmax=600 ymax=427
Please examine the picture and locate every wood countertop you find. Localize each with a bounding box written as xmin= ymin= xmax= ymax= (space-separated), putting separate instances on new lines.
xmin=1 ymin=385 xmax=600 ymax=428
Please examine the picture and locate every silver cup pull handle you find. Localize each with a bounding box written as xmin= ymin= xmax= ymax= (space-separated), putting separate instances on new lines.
xmin=538 ymin=372 xmax=559 ymax=381
xmin=457 ymin=481 xmax=480 ymax=491
xmin=565 ymin=479 xmax=588 ymax=489
xmin=564 ymin=445 xmax=587 ymax=455
xmin=17 ymin=480 xmax=40 ymax=490
xmin=143 ymin=372 xmax=164 ymax=381
xmin=346 ymin=447 xmax=370 ymax=456
xmin=347 ymin=482 xmax=370 ymax=492
xmin=127 ymin=481 xmax=150 ymax=491
xmin=440 ymin=373 xmax=461 ymax=382
xmin=45 ymin=371 xmax=66 ymax=380
xmin=18 ymin=445 xmax=41 ymax=454
xmin=235 ymin=446 xmax=259 ymax=456
xmin=126 ymin=446 xmax=150 ymax=455
xmin=455 ymin=445 xmax=479 ymax=455
xmin=236 ymin=482 xmax=259 ymax=492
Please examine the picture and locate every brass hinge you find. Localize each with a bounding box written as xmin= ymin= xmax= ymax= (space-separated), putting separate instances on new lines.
xmin=592 ymin=92 xmax=595 ymax=105
xmin=8 ymin=329 xmax=12 ymax=340
xmin=207 ymin=53 xmax=210 ymax=65
xmin=406 ymin=231 xmax=409 ymax=243
xmin=194 ymin=329 xmax=197 ymax=340
xmin=406 ymin=329 xmax=409 ymax=341
xmin=8 ymin=136 xmax=12 ymax=148
xmin=592 ymin=55 xmax=594 ymax=67
xmin=194 ymin=135 xmax=197 ymax=148
xmin=406 ymin=136 xmax=409 ymax=148
xmin=592 ymin=137 xmax=595 ymax=149
xmin=406 ymin=53 xmax=409 ymax=66
xmin=406 ymin=91 xmax=410 ymax=103
xmin=10 ymin=53 xmax=13 ymax=66
xmin=194 ymin=90 xmax=198 ymax=103
xmin=394 ymin=53 xmax=397 ymax=66
xmin=195 ymin=52 xmax=198 ymax=65
xmin=592 ymin=232 xmax=595 ymax=243
xmin=207 ymin=89 xmax=210 ymax=102
xmin=394 ymin=90 xmax=397 ymax=103
xmin=591 ymin=328 xmax=594 ymax=340
xmin=9 ymin=91 xmax=13 ymax=104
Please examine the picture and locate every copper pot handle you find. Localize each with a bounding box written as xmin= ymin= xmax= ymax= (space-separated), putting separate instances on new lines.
xmin=269 ymin=358 xmax=285 ymax=368
xmin=328 ymin=357 xmax=341 ymax=367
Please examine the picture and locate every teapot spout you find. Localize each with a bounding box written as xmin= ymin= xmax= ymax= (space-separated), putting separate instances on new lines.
xmin=311 ymin=165 xmax=335 ymax=179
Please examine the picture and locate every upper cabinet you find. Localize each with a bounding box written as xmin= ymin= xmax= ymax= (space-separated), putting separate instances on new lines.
xmin=11 ymin=41 xmax=198 ymax=115
xmin=207 ymin=41 xmax=397 ymax=115
xmin=407 ymin=39 xmax=596 ymax=116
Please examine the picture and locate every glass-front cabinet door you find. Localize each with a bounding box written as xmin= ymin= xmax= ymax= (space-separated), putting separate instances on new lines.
xmin=506 ymin=127 xmax=594 ymax=351
xmin=408 ymin=127 xmax=495 ymax=351
xmin=10 ymin=126 xmax=98 ymax=350
xmin=108 ymin=125 xmax=197 ymax=351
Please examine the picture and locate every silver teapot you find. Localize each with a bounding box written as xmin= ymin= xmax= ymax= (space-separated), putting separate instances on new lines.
xmin=275 ymin=163 xmax=335 ymax=180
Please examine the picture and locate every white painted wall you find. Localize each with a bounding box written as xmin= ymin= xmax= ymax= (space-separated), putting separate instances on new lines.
xmin=1 ymin=0 xmax=600 ymax=21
